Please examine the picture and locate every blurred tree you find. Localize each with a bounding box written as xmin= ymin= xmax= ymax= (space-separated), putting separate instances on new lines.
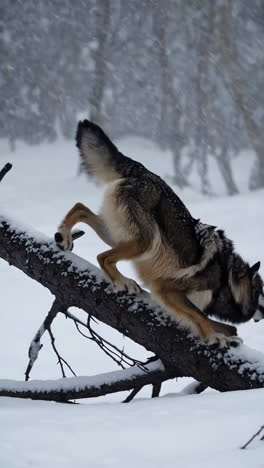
xmin=217 ymin=0 xmax=264 ymax=190
xmin=89 ymin=0 xmax=111 ymax=125
xmin=1 ymin=0 xmax=263 ymax=192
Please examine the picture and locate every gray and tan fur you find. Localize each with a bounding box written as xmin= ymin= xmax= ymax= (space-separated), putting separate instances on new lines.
xmin=196 ymin=223 xmax=263 ymax=324
xmin=55 ymin=120 xmax=263 ymax=348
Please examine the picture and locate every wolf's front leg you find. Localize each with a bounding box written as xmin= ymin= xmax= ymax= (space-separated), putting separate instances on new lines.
xmin=55 ymin=203 xmax=82 ymax=250
xmin=55 ymin=202 xmax=113 ymax=250
xmin=97 ymin=241 xmax=145 ymax=294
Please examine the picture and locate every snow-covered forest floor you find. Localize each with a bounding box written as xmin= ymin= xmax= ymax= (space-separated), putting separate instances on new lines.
xmin=0 ymin=137 xmax=263 ymax=467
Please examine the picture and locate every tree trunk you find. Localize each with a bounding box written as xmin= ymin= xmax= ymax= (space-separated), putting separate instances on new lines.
xmin=90 ymin=0 xmax=111 ymax=126
xmin=0 ymin=215 xmax=264 ymax=393
xmin=215 ymin=145 xmax=239 ymax=196
xmin=217 ymin=0 xmax=264 ymax=189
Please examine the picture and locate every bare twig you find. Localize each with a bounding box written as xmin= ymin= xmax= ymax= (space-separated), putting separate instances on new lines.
xmin=123 ymin=386 xmax=143 ymax=403
xmin=47 ymin=327 xmax=76 ymax=378
xmin=0 ymin=163 xmax=12 ymax=183
xmin=48 ymin=327 xmax=66 ymax=378
xmin=240 ymin=425 xmax=264 ymax=450
xmin=86 ymin=315 xmax=150 ymax=372
xmin=64 ymin=309 xmax=151 ymax=372
xmin=123 ymin=356 xmax=162 ymax=402
xmin=66 ymin=308 xmax=163 ymax=402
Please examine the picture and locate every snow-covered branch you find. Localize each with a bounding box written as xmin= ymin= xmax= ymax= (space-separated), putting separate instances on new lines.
xmin=25 ymin=298 xmax=68 ymax=380
xmin=0 ymin=361 xmax=176 ymax=402
xmin=0 ymin=215 xmax=264 ymax=394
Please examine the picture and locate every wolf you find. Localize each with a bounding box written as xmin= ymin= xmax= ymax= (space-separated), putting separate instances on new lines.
xmin=195 ymin=222 xmax=264 ymax=324
xmin=54 ymin=120 xmax=263 ymax=348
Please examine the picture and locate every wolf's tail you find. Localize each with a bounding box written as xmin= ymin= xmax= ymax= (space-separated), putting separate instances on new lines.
xmin=76 ymin=120 xmax=146 ymax=183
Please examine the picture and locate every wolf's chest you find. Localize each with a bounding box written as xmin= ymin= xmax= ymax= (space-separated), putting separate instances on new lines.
xmin=187 ymin=290 xmax=213 ymax=311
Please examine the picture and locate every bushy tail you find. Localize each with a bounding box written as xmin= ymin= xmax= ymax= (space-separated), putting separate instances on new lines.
xmin=76 ymin=120 xmax=146 ymax=183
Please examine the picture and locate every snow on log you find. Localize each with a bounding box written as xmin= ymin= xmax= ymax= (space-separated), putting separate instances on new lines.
xmin=0 ymin=214 xmax=264 ymax=393
xmin=0 ymin=361 xmax=176 ymax=402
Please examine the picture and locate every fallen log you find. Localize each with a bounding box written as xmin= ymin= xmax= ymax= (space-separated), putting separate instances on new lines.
xmin=0 ymin=214 xmax=264 ymax=393
xmin=0 ymin=360 xmax=177 ymax=402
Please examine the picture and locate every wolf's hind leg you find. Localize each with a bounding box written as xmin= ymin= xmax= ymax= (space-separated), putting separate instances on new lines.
xmin=154 ymin=289 xmax=242 ymax=348
xmin=55 ymin=202 xmax=113 ymax=250
xmin=97 ymin=241 xmax=146 ymax=294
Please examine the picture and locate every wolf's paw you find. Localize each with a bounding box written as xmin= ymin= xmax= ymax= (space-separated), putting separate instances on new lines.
xmin=54 ymin=229 xmax=73 ymax=251
xmin=206 ymin=333 xmax=243 ymax=349
xmin=113 ymin=276 xmax=141 ymax=294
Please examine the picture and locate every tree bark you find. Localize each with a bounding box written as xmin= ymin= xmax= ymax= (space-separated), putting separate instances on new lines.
xmin=0 ymin=215 xmax=264 ymax=393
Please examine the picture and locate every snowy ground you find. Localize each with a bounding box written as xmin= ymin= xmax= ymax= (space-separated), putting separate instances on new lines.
xmin=0 ymin=136 xmax=263 ymax=467
xmin=1 ymin=389 xmax=263 ymax=468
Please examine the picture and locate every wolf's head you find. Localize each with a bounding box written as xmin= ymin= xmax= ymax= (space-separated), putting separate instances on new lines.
xmin=229 ymin=258 xmax=263 ymax=321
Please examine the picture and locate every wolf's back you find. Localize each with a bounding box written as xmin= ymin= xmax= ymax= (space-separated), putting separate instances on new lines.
xmin=76 ymin=120 xmax=146 ymax=182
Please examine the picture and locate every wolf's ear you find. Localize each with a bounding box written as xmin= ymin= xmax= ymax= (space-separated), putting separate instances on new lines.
xmin=250 ymin=261 xmax=261 ymax=279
